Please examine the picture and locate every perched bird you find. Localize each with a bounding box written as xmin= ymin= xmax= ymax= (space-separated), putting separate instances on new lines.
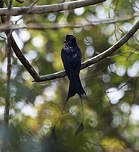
xmin=61 ymin=35 xmax=86 ymax=104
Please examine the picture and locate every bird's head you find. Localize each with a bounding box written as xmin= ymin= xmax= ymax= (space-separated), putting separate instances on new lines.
xmin=64 ymin=35 xmax=77 ymax=46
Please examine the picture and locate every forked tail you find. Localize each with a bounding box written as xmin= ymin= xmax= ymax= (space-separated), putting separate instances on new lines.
xmin=67 ymin=72 xmax=86 ymax=100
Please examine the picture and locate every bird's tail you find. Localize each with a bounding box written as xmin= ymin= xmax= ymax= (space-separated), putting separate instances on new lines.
xmin=67 ymin=71 xmax=86 ymax=100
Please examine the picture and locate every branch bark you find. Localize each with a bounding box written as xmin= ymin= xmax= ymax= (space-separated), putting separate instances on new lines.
xmin=5 ymin=35 xmax=11 ymax=126
xmin=0 ymin=0 xmax=105 ymax=16
xmin=37 ymin=21 xmax=139 ymax=81
xmin=10 ymin=35 xmax=40 ymax=81
xmin=9 ymin=21 xmax=139 ymax=82
xmin=2 ymin=0 xmax=13 ymax=127
xmin=1 ymin=1 xmax=13 ymax=152
xmin=0 ymin=13 xmax=138 ymax=31
xmin=80 ymin=21 xmax=139 ymax=69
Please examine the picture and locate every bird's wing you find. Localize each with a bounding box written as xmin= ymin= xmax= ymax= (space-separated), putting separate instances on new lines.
xmin=71 ymin=47 xmax=82 ymax=70
xmin=61 ymin=46 xmax=81 ymax=72
xmin=61 ymin=47 xmax=70 ymax=70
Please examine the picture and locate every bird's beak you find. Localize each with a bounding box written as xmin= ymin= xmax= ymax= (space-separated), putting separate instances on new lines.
xmin=64 ymin=40 xmax=66 ymax=43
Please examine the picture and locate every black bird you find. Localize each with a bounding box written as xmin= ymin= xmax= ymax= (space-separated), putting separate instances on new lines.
xmin=61 ymin=35 xmax=86 ymax=104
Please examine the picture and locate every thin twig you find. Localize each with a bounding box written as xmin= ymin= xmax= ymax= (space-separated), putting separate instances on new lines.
xmin=8 ymin=0 xmax=13 ymax=9
xmin=15 ymin=0 xmax=24 ymax=4
xmin=0 ymin=0 xmax=106 ymax=16
xmin=0 ymin=13 xmax=138 ymax=32
xmin=114 ymin=0 xmax=119 ymax=16
xmin=0 ymin=35 xmax=6 ymax=39
xmin=29 ymin=0 xmax=40 ymax=7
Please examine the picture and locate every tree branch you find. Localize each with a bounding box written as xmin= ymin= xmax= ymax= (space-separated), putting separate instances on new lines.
xmin=5 ymin=35 xmax=11 ymax=126
xmin=0 ymin=0 xmax=105 ymax=16
xmin=10 ymin=35 xmax=40 ymax=81
xmin=1 ymin=1 xmax=138 ymax=83
xmin=1 ymin=1 xmax=12 ymax=152
xmin=9 ymin=21 xmax=139 ymax=82
xmin=3 ymin=0 xmax=13 ymax=128
xmin=38 ymin=21 xmax=139 ymax=81
xmin=0 ymin=13 xmax=138 ymax=31
xmin=80 ymin=21 xmax=139 ymax=68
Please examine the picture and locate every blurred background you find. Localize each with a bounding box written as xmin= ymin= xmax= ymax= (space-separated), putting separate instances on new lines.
xmin=0 ymin=0 xmax=139 ymax=151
